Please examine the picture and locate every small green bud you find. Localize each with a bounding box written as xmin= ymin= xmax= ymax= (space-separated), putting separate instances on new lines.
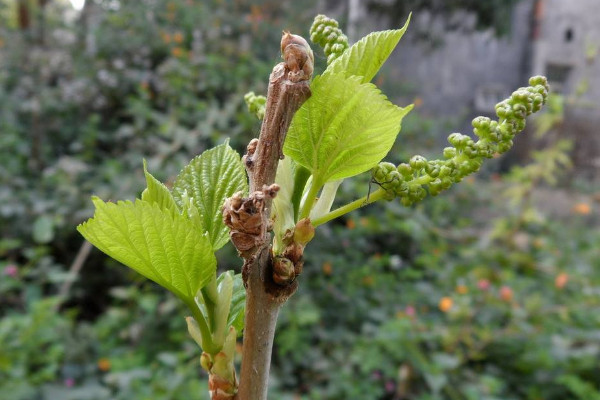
xmin=244 ymin=91 xmax=266 ymax=120
xmin=397 ymin=163 xmax=412 ymax=177
xmin=462 ymin=146 xmax=475 ymax=158
xmin=448 ymin=133 xmax=462 ymax=146
xmin=439 ymin=165 xmax=451 ymax=177
xmin=473 ymin=116 xmax=491 ymax=131
xmin=443 ymin=147 xmax=457 ymax=159
xmin=409 ymin=155 xmax=427 ymax=170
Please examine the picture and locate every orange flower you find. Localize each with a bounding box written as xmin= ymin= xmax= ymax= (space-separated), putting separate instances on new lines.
xmin=573 ymin=202 xmax=591 ymax=215
xmin=171 ymin=47 xmax=185 ymax=58
xmin=439 ymin=297 xmax=453 ymax=312
xmin=555 ymin=272 xmax=569 ymax=289
xmin=456 ymin=285 xmax=468 ymax=295
xmin=97 ymin=358 xmax=111 ymax=372
xmin=173 ymin=32 xmax=184 ymax=44
xmin=500 ymin=286 xmax=513 ymax=302
xmin=322 ymin=262 xmax=332 ymax=276
xmin=346 ymin=218 xmax=356 ymax=229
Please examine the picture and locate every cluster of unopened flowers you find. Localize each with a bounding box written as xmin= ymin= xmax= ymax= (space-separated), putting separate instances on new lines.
xmin=373 ymin=76 xmax=550 ymax=206
xmin=309 ymin=14 xmax=349 ymax=64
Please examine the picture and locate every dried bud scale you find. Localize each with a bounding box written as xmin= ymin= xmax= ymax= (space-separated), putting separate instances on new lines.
xmin=372 ymin=76 xmax=550 ymax=206
xmin=281 ymin=31 xmax=314 ymax=82
xmin=222 ymin=184 xmax=280 ymax=257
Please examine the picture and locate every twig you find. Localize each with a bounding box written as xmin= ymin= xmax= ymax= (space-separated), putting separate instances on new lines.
xmin=231 ymin=32 xmax=312 ymax=400
xmin=55 ymin=240 xmax=93 ymax=309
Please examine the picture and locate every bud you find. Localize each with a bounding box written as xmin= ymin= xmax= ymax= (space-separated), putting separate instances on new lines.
xmin=293 ymin=218 xmax=315 ymax=245
xmin=409 ymin=155 xmax=427 ymax=170
xmin=273 ymin=256 xmax=295 ymax=285
xmin=281 ymin=31 xmax=314 ymax=82
xmin=397 ymin=163 xmax=412 ymax=177
xmin=309 ymin=14 xmax=349 ymax=64
xmin=200 ymin=352 xmax=213 ymax=372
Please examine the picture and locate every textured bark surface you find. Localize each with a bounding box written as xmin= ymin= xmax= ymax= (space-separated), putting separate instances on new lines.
xmin=227 ymin=33 xmax=312 ymax=400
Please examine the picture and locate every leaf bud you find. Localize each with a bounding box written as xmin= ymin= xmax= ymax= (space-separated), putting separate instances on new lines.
xmin=273 ymin=256 xmax=295 ymax=285
xmin=293 ymin=218 xmax=315 ymax=245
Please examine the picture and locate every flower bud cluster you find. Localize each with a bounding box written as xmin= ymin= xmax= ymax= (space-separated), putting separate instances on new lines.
xmin=244 ymin=91 xmax=266 ymax=120
xmin=309 ymin=15 xmax=349 ymax=64
xmin=372 ymin=76 xmax=549 ymax=206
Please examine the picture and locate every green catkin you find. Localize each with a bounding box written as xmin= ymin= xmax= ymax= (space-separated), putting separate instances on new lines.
xmin=244 ymin=91 xmax=266 ymax=120
xmin=309 ymin=15 xmax=349 ymax=64
xmin=372 ymin=76 xmax=550 ymax=206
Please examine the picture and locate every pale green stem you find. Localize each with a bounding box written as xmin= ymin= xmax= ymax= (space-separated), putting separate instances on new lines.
xmin=182 ymin=297 xmax=218 ymax=354
xmin=201 ymin=276 xmax=218 ymax=332
xmin=312 ymin=188 xmax=387 ymax=227
xmin=299 ymin=178 xmax=323 ymax=220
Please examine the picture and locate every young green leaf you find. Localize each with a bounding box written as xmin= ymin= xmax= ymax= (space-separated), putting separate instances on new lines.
xmin=141 ymin=160 xmax=179 ymax=215
xmin=326 ymin=14 xmax=410 ymax=83
xmin=172 ymin=142 xmax=248 ymax=250
xmin=273 ymin=158 xmax=296 ymax=253
xmin=78 ymin=198 xmax=216 ymax=302
xmin=227 ymin=272 xmax=246 ymax=335
xmin=284 ymin=72 xmax=412 ymax=185
xmin=214 ymin=271 xmax=245 ymax=336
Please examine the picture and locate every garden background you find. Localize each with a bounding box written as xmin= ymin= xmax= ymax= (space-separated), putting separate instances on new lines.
xmin=1 ymin=1 xmax=599 ymax=399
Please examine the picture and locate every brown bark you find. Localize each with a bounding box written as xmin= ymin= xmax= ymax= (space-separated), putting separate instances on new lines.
xmin=224 ymin=32 xmax=312 ymax=400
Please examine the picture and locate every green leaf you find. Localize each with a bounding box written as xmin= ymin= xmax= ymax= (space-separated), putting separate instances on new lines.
xmin=141 ymin=160 xmax=179 ymax=215
xmin=284 ymin=73 xmax=412 ymax=184
xmin=172 ymin=142 xmax=248 ymax=250
xmin=273 ymin=158 xmax=297 ymax=253
xmin=77 ymin=198 xmax=216 ymax=301
xmin=226 ymin=272 xmax=246 ymax=335
xmin=326 ymin=14 xmax=410 ymax=83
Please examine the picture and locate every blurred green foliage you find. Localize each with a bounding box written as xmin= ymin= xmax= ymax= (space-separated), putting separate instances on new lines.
xmin=1 ymin=1 xmax=599 ymax=399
